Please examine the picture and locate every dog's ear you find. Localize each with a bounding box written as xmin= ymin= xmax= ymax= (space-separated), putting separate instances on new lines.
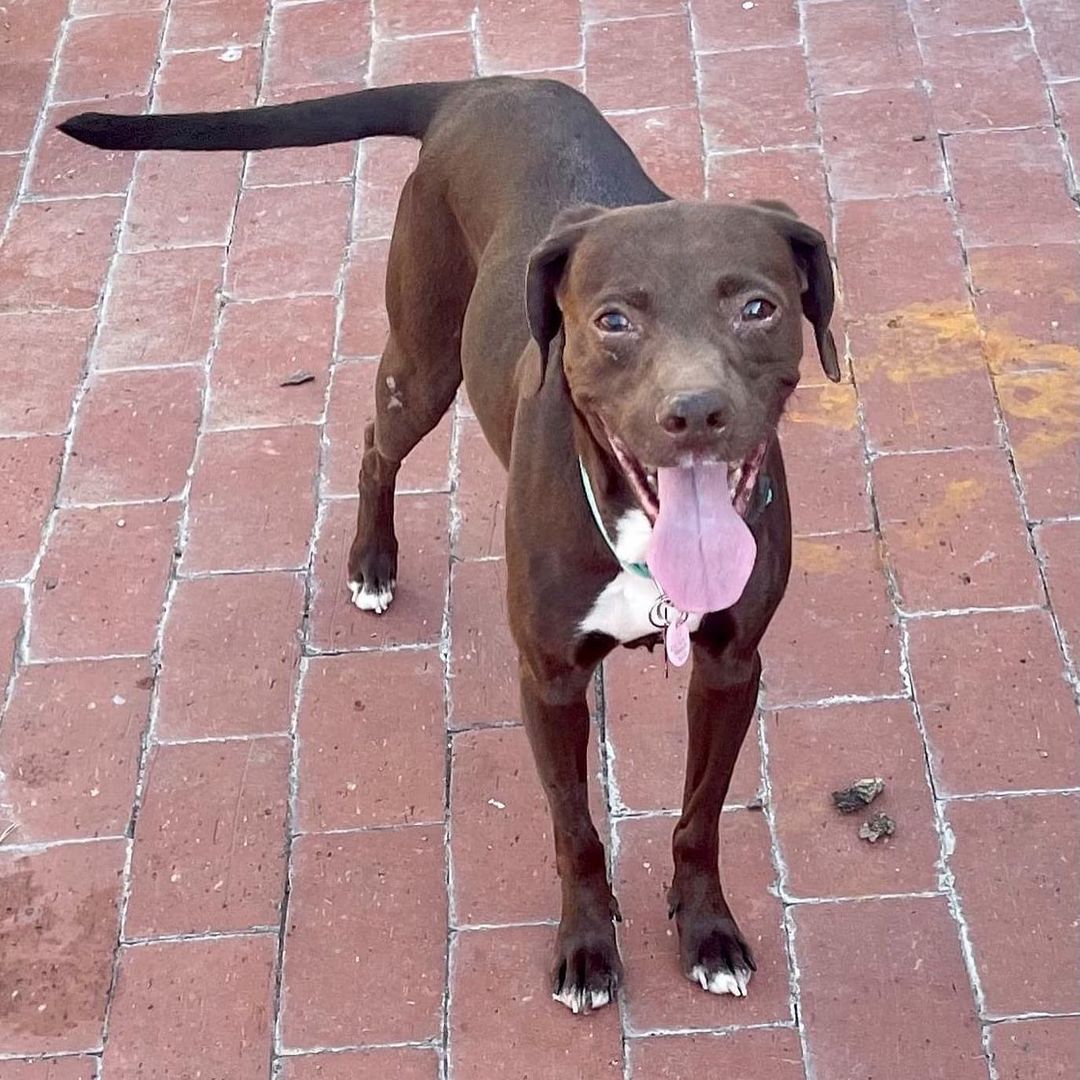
xmin=753 ymin=203 xmax=841 ymax=383
xmin=523 ymin=204 xmax=607 ymax=396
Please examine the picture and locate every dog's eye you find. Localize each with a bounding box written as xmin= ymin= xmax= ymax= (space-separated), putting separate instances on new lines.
xmin=596 ymin=311 xmax=633 ymax=333
xmin=741 ymin=299 xmax=776 ymax=321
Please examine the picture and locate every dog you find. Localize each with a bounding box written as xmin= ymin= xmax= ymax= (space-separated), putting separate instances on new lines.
xmin=61 ymin=76 xmax=840 ymax=1014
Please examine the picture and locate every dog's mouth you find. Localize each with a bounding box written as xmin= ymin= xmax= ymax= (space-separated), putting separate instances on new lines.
xmin=602 ymin=424 xmax=767 ymax=614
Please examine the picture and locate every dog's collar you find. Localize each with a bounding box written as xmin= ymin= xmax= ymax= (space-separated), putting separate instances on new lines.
xmin=577 ymin=457 xmax=774 ymax=579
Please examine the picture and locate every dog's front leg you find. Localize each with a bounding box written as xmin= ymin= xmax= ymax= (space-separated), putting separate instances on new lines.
xmin=668 ymin=643 xmax=761 ymax=998
xmin=519 ymin=661 xmax=622 ymax=1014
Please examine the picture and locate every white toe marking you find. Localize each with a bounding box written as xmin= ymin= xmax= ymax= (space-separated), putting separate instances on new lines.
xmin=552 ymin=986 xmax=611 ymax=1014
xmin=348 ymin=580 xmax=395 ymax=615
xmin=689 ymin=964 xmax=752 ymax=998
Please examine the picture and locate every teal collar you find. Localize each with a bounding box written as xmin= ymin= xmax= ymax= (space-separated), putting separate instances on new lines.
xmin=578 ymin=457 xmax=774 ymax=580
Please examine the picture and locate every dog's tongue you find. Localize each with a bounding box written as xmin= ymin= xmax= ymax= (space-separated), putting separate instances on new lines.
xmin=646 ymin=464 xmax=757 ymax=613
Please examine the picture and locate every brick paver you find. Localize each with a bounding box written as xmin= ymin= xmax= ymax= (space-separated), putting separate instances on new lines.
xmin=1 ymin=1 xmax=1077 ymax=1077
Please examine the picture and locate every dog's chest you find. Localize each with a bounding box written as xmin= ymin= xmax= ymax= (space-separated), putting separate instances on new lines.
xmin=578 ymin=509 xmax=704 ymax=643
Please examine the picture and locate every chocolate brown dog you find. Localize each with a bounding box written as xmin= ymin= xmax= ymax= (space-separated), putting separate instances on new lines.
xmin=61 ymin=77 xmax=840 ymax=1014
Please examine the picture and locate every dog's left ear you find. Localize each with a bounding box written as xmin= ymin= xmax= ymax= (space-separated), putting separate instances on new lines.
xmin=522 ymin=204 xmax=607 ymax=396
xmin=751 ymin=200 xmax=841 ymax=383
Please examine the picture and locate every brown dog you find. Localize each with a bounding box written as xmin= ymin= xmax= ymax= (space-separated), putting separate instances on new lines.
xmin=61 ymin=77 xmax=840 ymax=1014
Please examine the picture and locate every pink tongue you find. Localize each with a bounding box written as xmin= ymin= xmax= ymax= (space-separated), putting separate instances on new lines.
xmin=646 ymin=464 xmax=757 ymax=613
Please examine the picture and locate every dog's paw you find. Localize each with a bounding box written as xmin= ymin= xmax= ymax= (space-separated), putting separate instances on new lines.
xmin=348 ymin=577 xmax=395 ymax=615
xmin=688 ymin=959 xmax=753 ymax=997
xmin=551 ymin=923 xmax=623 ymax=1015
xmin=678 ymin=911 xmax=756 ymax=999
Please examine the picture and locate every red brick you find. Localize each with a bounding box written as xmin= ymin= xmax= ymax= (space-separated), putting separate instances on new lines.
xmin=693 ymin=0 xmax=799 ymax=50
xmin=795 ymin=896 xmax=985 ymax=1080
xmin=156 ymin=571 xmax=304 ymax=739
xmin=1 ymin=0 xmax=68 ymax=60
xmin=71 ymin=0 xmax=165 ymax=12
xmin=779 ymin=383 xmax=870 ymax=535
xmin=478 ymin=0 xmax=581 ymax=74
xmin=924 ymin=30 xmax=1053 ymax=132
xmin=0 ymin=585 xmax=24 ymax=687
xmin=605 ymin=106 xmax=704 ymax=200
xmin=872 ymin=448 xmax=1043 ymax=611
xmin=226 ymin=183 xmax=351 ymax=300
xmin=308 ymin=495 xmax=448 ymax=651
xmin=604 ymin=647 xmax=763 ymax=814
xmin=585 ymin=15 xmax=694 ymax=111
xmin=322 ymin=359 xmax=452 ymax=497
xmin=30 ymin=502 xmax=179 ymax=660
xmin=969 ymin=244 xmax=1080 ymax=355
xmin=54 ymin=12 xmax=163 ymax=100
xmin=833 ymin=196 xmax=967 ymax=317
xmin=449 ymin=925 xmax=623 ymax=1079
xmin=948 ymin=128 xmax=1078 ymax=248
xmin=848 ymin=309 xmax=1001 ymax=453
xmin=1036 ymin=520 xmax=1079 ymax=663
xmin=29 ymin=96 xmax=144 ymax=199
xmin=989 ymin=1017 xmax=1080 ymax=1080
xmin=0 ymin=839 xmax=124 ymax=1055
xmin=93 ymin=246 xmax=225 ymax=370
xmin=125 ymin=738 xmax=290 ymax=937
xmin=154 ymin=42 xmax=261 ymax=112
xmin=629 ymin=1028 xmax=805 ymax=1079
xmin=616 ymin=812 xmax=791 ymax=1032
xmin=371 ymin=31 xmax=476 ymax=85
xmin=947 ymin=794 xmax=1080 ymax=1015
xmin=124 ymin=153 xmax=242 ymax=251
xmin=707 ymin=146 xmax=830 ymax=236
xmin=699 ymin=47 xmax=814 ymax=153
xmin=246 ymin=83 xmax=357 ymax=188
xmin=450 ymin=559 xmax=518 ymax=728
xmin=908 ymin=0 xmax=1024 ymax=35
xmin=208 ymin=296 xmax=336 ymax=429
xmin=909 ymin=610 xmax=1078 ymax=794
xmin=995 ymin=367 xmax=1079 ymax=518
xmin=184 ymin=424 xmax=320 ymax=573
xmin=761 ymin=532 xmax=901 ymax=706
xmin=0 ymin=60 xmax=50 ymax=153
xmin=355 ymin=139 xmax=418 ymax=239
xmin=0 ymin=657 xmax=150 ymax=843
xmin=264 ymin=0 xmax=370 ymax=95
xmin=103 ymin=934 xmax=277 ymax=1079
xmin=374 ymin=0 xmax=472 ymax=35
xmin=818 ymin=85 xmax=943 ymax=200
xmin=1027 ymin=0 xmax=1080 ymax=79
xmin=766 ymin=701 xmax=941 ymax=897
xmin=281 ymin=827 xmax=446 ymax=1048
xmin=0 ymin=197 xmax=123 ymax=312
xmin=0 ymin=310 xmax=95 ymax=435
xmin=0 ymin=1058 xmax=99 ymax=1080
xmin=455 ymin=417 xmax=506 ymax=559
xmin=0 ymin=434 xmax=62 ymax=579
xmin=61 ymin=368 xmax=203 ymax=502
xmin=340 ymin=238 xmax=389 ymax=355
xmin=296 ymin=649 xmax=446 ymax=831
xmin=164 ymin=0 xmax=266 ymax=51
xmin=450 ymin=726 xmax=562 ymax=924
xmin=804 ymin=0 xmax=921 ymax=94
xmin=279 ymin=1048 xmax=440 ymax=1080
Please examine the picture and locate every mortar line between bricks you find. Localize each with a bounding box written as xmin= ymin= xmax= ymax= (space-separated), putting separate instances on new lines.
xmin=942 ymin=787 xmax=1080 ymax=802
xmin=985 ymin=1008 xmax=1080 ymax=1023
xmin=0 ymin=833 xmax=128 ymax=856
xmin=0 ymin=1050 xmax=105 ymax=1064
xmin=275 ymin=1037 xmax=440 ymax=1058
xmin=586 ymin=10 xmax=685 ymax=27
xmin=451 ymin=917 xmax=559 ymax=933
xmin=294 ymin=818 xmax=447 ymax=838
xmin=122 ymin=926 xmax=279 ymax=948
xmin=625 ymin=1018 xmax=800 ymax=1040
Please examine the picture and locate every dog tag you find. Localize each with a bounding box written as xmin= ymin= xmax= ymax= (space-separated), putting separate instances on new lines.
xmin=665 ymin=619 xmax=691 ymax=667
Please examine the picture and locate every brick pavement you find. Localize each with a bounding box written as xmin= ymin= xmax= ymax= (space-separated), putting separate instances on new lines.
xmin=1 ymin=1 xmax=1078 ymax=1077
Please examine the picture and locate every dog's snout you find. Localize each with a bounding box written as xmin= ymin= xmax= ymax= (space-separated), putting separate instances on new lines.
xmin=656 ymin=390 xmax=728 ymax=438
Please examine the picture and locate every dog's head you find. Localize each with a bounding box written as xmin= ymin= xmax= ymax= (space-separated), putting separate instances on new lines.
xmin=525 ymin=200 xmax=839 ymax=526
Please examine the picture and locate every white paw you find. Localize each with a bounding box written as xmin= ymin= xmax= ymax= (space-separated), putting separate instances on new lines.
xmin=552 ymin=985 xmax=612 ymax=1015
xmin=348 ymin=579 xmax=395 ymax=615
xmin=689 ymin=963 xmax=752 ymax=997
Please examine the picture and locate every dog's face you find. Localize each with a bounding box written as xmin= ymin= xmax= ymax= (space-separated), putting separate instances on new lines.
xmin=526 ymin=201 xmax=839 ymax=522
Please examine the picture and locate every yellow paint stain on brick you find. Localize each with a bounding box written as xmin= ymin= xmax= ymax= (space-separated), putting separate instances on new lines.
xmin=792 ymin=538 xmax=847 ymax=574
xmin=902 ymin=478 xmax=986 ymax=551
xmin=785 ymin=383 xmax=859 ymax=429
xmin=995 ymin=369 xmax=1080 ymax=463
xmin=981 ymin=325 xmax=1079 ymax=375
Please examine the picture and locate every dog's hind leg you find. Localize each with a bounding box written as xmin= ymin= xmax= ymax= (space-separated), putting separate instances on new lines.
xmin=347 ymin=175 xmax=472 ymax=612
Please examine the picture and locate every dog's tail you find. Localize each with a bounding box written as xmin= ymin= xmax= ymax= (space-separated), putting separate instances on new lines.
xmin=58 ymin=81 xmax=461 ymax=152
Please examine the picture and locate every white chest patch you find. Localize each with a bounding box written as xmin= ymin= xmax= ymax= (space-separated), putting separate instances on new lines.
xmin=578 ymin=509 xmax=705 ymax=643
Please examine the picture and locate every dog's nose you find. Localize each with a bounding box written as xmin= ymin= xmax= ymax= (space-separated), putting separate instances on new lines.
xmin=656 ymin=390 xmax=728 ymax=438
